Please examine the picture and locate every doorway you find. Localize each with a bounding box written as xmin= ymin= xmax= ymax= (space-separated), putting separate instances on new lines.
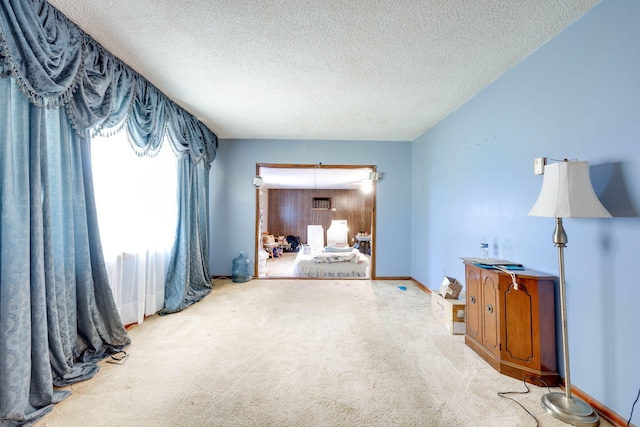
xmin=254 ymin=163 xmax=377 ymax=279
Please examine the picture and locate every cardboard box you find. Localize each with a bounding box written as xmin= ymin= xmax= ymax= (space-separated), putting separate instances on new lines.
xmin=262 ymin=234 xmax=275 ymax=244
xmin=431 ymin=292 xmax=466 ymax=335
xmin=439 ymin=276 xmax=463 ymax=299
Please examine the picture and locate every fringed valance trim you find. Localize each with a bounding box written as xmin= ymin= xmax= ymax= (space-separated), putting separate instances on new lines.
xmin=0 ymin=0 xmax=218 ymax=164
xmin=125 ymin=122 xmax=165 ymax=159
xmin=0 ymin=0 xmax=85 ymax=108
xmin=0 ymin=23 xmax=83 ymax=110
xmin=90 ymin=117 xmax=128 ymax=139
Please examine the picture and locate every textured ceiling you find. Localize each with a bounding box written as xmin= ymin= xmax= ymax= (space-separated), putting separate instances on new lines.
xmin=46 ymin=0 xmax=599 ymax=141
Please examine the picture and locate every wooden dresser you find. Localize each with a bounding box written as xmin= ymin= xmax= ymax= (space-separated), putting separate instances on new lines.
xmin=464 ymin=262 xmax=559 ymax=386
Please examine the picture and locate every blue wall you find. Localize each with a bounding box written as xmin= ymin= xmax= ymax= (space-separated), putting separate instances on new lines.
xmin=209 ymin=138 xmax=412 ymax=278
xmin=411 ymin=0 xmax=639 ymax=422
xmin=209 ymin=0 xmax=639 ymax=421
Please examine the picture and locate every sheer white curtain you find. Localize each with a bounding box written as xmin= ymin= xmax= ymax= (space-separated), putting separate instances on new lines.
xmin=91 ymin=132 xmax=178 ymax=325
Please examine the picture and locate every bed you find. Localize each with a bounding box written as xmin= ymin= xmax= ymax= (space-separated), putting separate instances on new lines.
xmin=292 ymin=247 xmax=370 ymax=278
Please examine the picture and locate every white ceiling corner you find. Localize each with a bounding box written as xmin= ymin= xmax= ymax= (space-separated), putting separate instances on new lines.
xmin=46 ymin=0 xmax=600 ymax=142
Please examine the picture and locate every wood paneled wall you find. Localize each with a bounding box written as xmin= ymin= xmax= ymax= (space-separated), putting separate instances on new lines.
xmin=266 ymin=189 xmax=373 ymax=245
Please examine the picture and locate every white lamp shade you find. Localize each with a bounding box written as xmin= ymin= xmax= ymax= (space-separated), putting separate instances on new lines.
xmin=528 ymin=160 xmax=611 ymax=218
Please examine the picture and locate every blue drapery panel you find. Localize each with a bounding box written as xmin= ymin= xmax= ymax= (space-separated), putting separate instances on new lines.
xmin=0 ymin=0 xmax=218 ymax=304
xmin=0 ymin=77 xmax=130 ymax=427
xmin=162 ymin=159 xmax=212 ymax=313
xmin=1 ymin=0 xmax=218 ymax=425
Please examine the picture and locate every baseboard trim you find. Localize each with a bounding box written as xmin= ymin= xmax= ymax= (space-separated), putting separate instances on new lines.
xmin=211 ymin=275 xmax=417 ymax=282
xmin=569 ymin=384 xmax=629 ymax=427
xmin=374 ymin=276 xmax=412 ymax=281
xmin=410 ymin=278 xmax=432 ymax=294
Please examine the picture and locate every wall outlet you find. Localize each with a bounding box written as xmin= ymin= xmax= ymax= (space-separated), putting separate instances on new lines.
xmin=534 ymin=157 xmax=546 ymax=175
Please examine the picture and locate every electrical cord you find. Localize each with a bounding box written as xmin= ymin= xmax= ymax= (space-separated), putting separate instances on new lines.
xmin=106 ymin=351 xmax=128 ymax=365
xmin=497 ymin=375 xmax=551 ymax=427
xmin=629 ymin=386 xmax=640 ymax=427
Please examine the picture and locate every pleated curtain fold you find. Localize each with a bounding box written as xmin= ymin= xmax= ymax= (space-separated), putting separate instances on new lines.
xmin=0 ymin=1 xmax=218 ymax=425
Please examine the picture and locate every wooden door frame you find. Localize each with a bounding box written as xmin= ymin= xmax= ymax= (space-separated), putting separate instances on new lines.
xmin=254 ymin=163 xmax=377 ymax=279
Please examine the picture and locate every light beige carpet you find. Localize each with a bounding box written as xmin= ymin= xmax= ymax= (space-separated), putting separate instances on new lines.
xmin=265 ymin=252 xmax=297 ymax=277
xmin=36 ymin=279 xmax=612 ymax=427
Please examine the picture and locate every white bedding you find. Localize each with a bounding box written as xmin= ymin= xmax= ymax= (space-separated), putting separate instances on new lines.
xmin=293 ymin=248 xmax=369 ymax=278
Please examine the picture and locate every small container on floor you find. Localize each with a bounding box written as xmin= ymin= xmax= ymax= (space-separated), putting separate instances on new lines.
xmin=232 ymin=252 xmax=251 ymax=283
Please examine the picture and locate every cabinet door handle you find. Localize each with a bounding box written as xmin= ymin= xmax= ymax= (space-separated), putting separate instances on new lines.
xmin=486 ymin=304 xmax=493 ymax=314
xmin=470 ymin=295 xmax=476 ymax=304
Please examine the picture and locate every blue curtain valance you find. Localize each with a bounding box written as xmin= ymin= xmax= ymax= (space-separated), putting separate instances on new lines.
xmin=0 ymin=0 xmax=217 ymax=164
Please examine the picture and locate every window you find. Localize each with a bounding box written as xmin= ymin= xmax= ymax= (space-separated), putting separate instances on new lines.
xmin=312 ymin=197 xmax=331 ymax=210
xmin=91 ymin=132 xmax=178 ymax=324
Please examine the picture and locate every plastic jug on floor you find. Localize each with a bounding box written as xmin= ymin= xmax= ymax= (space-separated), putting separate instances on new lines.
xmin=232 ymin=252 xmax=251 ymax=283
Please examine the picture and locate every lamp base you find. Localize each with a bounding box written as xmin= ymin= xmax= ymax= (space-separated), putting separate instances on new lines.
xmin=541 ymin=392 xmax=600 ymax=427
